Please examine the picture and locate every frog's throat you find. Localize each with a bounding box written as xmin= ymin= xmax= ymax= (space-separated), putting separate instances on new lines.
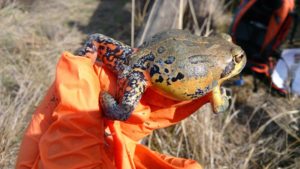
xmin=210 ymin=85 xmax=229 ymax=113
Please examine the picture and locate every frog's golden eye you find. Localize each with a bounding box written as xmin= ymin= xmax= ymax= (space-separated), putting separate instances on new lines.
xmin=233 ymin=53 xmax=245 ymax=63
xmin=231 ymin=48 xmax=245 ymax=64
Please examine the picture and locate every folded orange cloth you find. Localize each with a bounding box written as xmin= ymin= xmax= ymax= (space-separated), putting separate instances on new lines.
xmin=16 ymin=52 xmax=209 ymax=169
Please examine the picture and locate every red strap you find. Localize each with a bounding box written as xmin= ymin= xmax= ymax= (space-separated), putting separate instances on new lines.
xmin=250 ymin=63 xmax=270 ymax=77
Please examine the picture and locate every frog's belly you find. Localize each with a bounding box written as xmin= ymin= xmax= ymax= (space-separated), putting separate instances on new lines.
xmin=150 ymin=75 xmax=214 ymax=100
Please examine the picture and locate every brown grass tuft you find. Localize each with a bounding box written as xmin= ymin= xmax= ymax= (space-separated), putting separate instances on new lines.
xmin=0 ymin=0 xmax=100 ymax=168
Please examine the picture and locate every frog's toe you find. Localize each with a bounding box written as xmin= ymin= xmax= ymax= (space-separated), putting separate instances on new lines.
xmin=100 ymin=91 xmax=131 ymax=121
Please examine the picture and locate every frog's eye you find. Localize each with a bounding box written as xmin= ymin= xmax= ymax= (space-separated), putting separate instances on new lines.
xmin=234 ymin=53 xmax=245 ymax=63
xmin=231 ymin=48 xmax=245 ymax=63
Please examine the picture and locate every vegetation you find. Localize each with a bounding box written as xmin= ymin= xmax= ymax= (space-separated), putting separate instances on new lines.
xmin=0 ymin=0 xmax=299 ymax=168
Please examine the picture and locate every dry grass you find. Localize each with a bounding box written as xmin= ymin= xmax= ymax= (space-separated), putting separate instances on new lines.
xmin=0 ymin=0 xmax=99 ymax=168
xmin=0 ymin=0 xmax=299 ymax=169
xmin=144 ymin=87 xmax=300 ymax=168
xmin=140 ymin=0 xmax=300 ymax=168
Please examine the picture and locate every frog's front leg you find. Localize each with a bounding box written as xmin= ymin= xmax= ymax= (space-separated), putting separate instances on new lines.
xmin=210 ymin=86 xmax=230 ymax=113
xmin=100 ymin=70 xmax=147 ymax=121
xmin=76 ymin=33 xmax=134 ymax=65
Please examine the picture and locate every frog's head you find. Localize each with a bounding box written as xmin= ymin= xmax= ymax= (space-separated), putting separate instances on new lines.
xmin=217 ymin=33 xmax=246 ymax=82
xmin=208 ymin=33 xmax=247 ymax=113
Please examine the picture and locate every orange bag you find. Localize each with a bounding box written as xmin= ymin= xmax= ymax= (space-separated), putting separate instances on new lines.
xmin=16 ymin=52 xmax=210 ymax=169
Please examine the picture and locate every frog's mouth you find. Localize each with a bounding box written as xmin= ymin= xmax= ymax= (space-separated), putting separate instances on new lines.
xmin=220 ymin=60 xmax=235 ymax=78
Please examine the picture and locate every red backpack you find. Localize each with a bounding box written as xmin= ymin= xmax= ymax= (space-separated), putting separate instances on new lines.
xmin=230 ymin=0 xmax=297 ymax=93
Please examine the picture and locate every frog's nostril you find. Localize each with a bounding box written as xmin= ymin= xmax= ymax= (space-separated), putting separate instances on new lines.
xmin=234 ymin=53 xmax=244 ymax=63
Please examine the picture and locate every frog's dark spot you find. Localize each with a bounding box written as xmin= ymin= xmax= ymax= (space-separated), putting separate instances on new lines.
xmin=99 ymin=45 xmax=105 ymax=50
xmin=166 ymin=78 xmax=171 ymax=85
xmin=186 ymin=86 xmax=210 ymax=99
xmin=188 ymin=55 xmax=210 ymax=64
xmin=138 ymin=86 xmax=144 ymax=92
xmin=194 ymin=88 xmax=205 ymax=96
xmin=155 ymin=75 xmax=164 ymax=83
xmin=150 ymin=64 xmax=160 ymax=77
xmin=164 ymin=68 xmax=169 ymax=73
xmin=50 ymin=95 xmax=59 ymax=103
xmin=105 ymin=47 xmax=116 ymax=61
xmin=157 ymin=46 xmax=165 ymax=54
xmin=164 ymin=56 xmax=175 ymax=64
xmin=134 ymin=53 xmax=155 ymax=70
xmin=171 ymin=72 xmax=184 ymax=82
xmin=221 ymin=60 xmax=235 ymax=78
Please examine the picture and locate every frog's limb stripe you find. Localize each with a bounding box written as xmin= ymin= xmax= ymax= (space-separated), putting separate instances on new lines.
xmin=100 ymin=70 xmax=147 ymax=121
xmin=76 ymin=34 xmax=134 ymax=72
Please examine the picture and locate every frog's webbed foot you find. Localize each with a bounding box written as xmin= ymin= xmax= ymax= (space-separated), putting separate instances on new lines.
xmin=100 ymin=70 xmax=147 ymax=121
xmin=76 ymin=34 xmax=100 ymax=56
xmin=210 ymin=86 xmax=230 ymax=113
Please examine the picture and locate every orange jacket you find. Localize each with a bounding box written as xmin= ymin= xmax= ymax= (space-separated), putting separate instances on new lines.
xmin=16 ymin=52 xmax=209 ymax=169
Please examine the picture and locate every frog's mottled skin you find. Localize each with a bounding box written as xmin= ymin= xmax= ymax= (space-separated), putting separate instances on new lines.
xmin=77 ymin=29 xmax=246 ymax=121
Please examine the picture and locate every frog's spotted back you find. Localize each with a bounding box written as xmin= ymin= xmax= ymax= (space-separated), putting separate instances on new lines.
xmin=130 ymin=29 xmax=246 ymax=101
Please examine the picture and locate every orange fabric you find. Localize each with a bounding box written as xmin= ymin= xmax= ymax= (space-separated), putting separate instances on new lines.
xmin=16 ymin=52 xmax=209 ymax=169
